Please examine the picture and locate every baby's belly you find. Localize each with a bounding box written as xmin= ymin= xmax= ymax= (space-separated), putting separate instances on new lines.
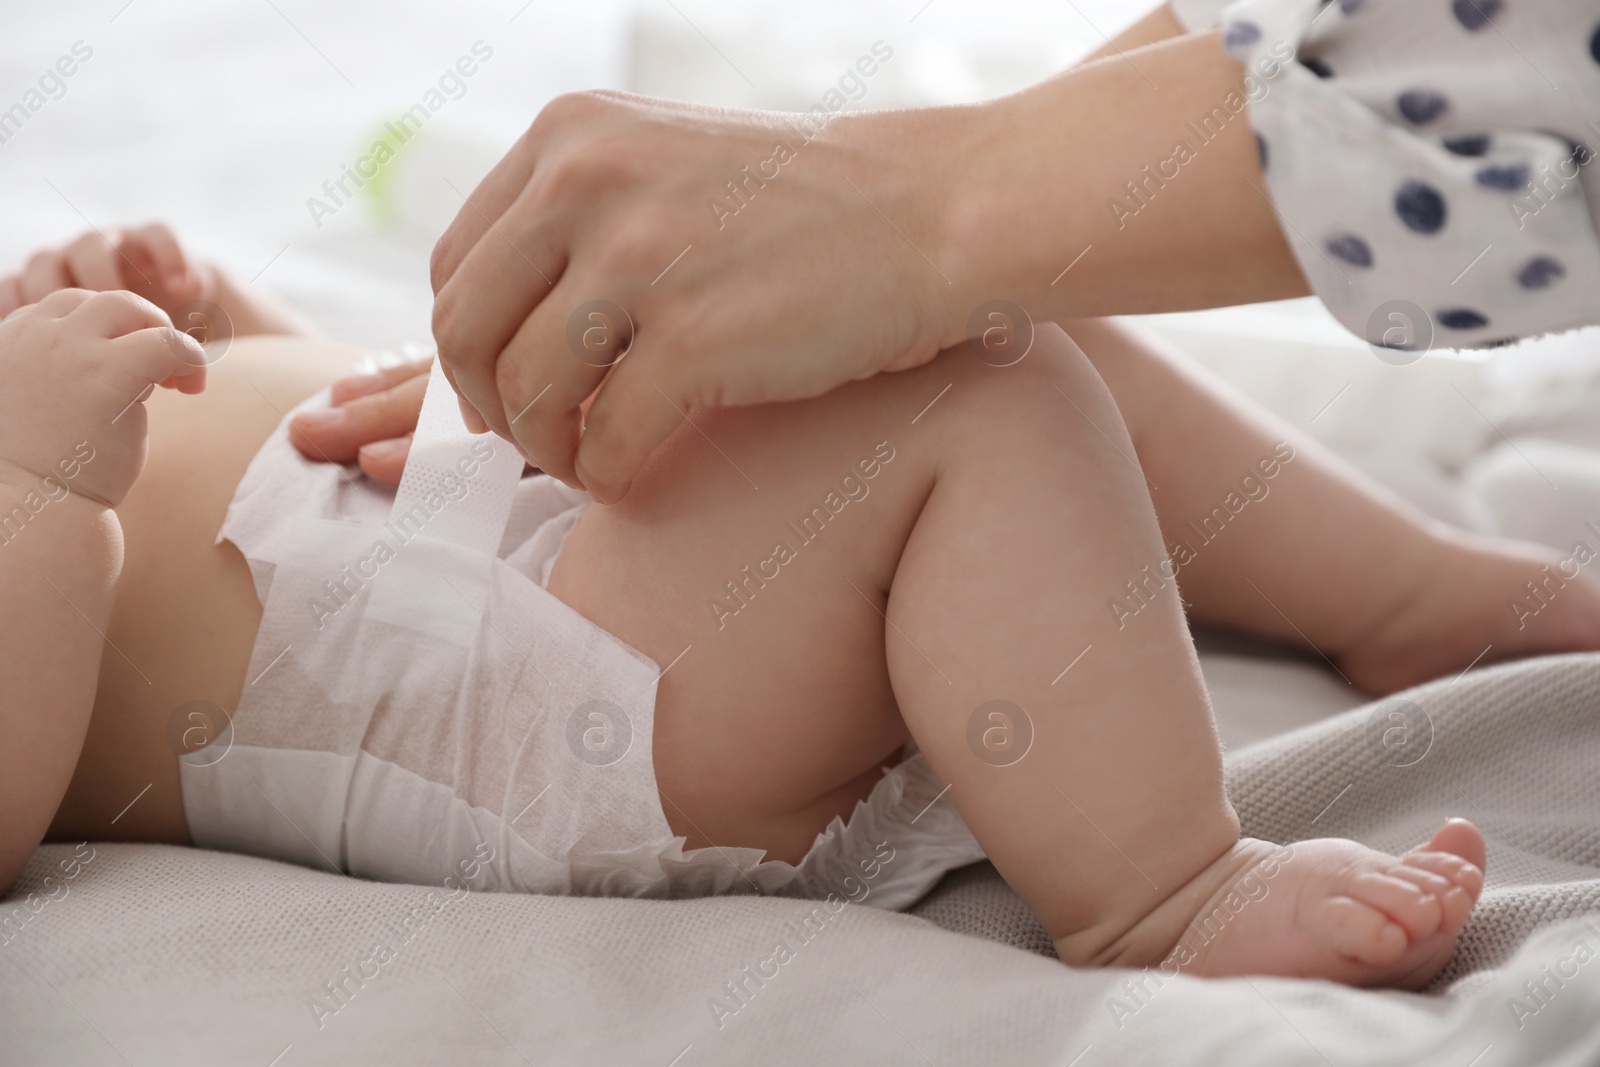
xmin=45 ymin=336 xmax=369 ymax=845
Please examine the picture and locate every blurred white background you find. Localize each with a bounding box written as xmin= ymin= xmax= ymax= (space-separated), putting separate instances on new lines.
xmin=0 ymin=0 xmax=1144 ymax=348
xmin=5 ymin=0 xmax=1600 ymax=538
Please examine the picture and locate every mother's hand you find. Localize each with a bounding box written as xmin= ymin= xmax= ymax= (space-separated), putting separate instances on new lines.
xmin=429 ymin=88 xmax=983 ymax=502
xmin=289 ymin=358 xmax=430 ymax=485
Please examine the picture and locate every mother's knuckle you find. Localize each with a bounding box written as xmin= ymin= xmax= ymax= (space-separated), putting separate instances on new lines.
xmin=431 ymin=286 xmax=465 ymax=352
xmin=596 ymin=225 xmax=666 ymax=278
xmin=539 ymin=89 xmax=607 ymax=126
xmin=428 ymin=236 xmax=456 ymax=293
xmin=493 ymin=350 xmax=520 ymax=391
xmin=540 ymin=145 xmax=608 ymax=201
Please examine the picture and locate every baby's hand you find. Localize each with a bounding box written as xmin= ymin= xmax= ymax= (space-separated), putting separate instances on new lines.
xmin=0 ymin=290 xmax=205 ymax=508
xmin=0 ymin=223 xmax=221 ymax=337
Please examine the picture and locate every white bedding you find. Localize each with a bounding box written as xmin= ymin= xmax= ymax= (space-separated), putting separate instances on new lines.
xmin=6 ymin=652 xmax=1600 ymax=1066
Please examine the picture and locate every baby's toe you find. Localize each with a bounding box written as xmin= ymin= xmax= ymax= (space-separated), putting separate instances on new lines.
xmin=1388 ymin=862 xmax=1455 ymax=899
xmin=1314 ymin=895 xmax=1410 ymax=966
xmin=1397 ymin=856 xmax=1479 ymax=933
xmin=1417 ymin=818 xmax=1488 ymax=873
xmin=1347 ymin=870 xmax=1444 ymax=940
xmin=1402 ymin=848 xmax=1485 ymax=903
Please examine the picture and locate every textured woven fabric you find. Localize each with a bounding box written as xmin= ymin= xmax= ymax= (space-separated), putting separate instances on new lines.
xmin=912 ymin=651 xmax=1600 ymax=994
xmin=4 ymin=654 xmax=1600 ymax=1064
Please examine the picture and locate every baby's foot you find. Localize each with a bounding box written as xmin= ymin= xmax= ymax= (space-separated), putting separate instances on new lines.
xmin=1336 ymin=529 xmax=1600 ymax=694
xmin=1172 ymin=820 xmax=1485 ymax=988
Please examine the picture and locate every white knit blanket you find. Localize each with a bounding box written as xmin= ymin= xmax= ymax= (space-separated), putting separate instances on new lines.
xmin=4 ymin=654 xmax=1599 ymax=1065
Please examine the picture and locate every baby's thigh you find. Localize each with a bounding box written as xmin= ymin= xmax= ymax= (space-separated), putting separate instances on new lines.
xmin=547 ymin=369 xmax=948 ymax=864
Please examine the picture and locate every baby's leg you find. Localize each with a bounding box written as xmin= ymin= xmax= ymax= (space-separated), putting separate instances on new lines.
xmin=551 ymin=325 xmax=1483 ymax=985
xmin=1070 ymin=318 xmax=1600 ymax=693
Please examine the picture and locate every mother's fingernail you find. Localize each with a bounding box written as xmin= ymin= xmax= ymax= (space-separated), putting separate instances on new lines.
xmin=457 ymin=396 xmax=489 ymax=434
xmin=294 ymin=408 xmax=345 ymax=430
xmin=337 ymin=371 xmax=386 ymax=393
xmin=359 ymin=438 xmax=409 ymax=462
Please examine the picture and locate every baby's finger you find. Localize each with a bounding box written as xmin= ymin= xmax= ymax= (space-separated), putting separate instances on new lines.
xmin=123 ymin=222 xmax=191 ymax=291
xmin=34 ymin=288 xmax=94 ymax=318
xmin=21 ymin=250 xmax=71 ymax=304
xmin=63 ymin=231 xmax=124 ymax=292
xmin=330 ymin=356 xmax=434 ymax=405
xmin=111 ymin=323 xmax=207 ymax=393
xmin=0 ymin=275 xmax=23 ymax=318
xmin=291 ymin=372 xmax=429 ymax=463
xmin=69 ymin=288 xmax=171 ymax=339
xmin=158 ymin=364 xmax=209 ymax=395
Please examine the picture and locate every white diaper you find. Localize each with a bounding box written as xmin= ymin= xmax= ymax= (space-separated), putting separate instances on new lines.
xmin=180 ymin=358 xmax=984 ymax=910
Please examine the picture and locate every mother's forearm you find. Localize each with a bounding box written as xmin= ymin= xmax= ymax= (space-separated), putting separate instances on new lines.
xmin=942 ymin=28 xmax=1309 ymax=322
xmin=1080 ymin=2 xmax=1187 ymax=64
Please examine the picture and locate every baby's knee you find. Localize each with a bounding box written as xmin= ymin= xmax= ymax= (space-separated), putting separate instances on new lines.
xmin=930 ymin=323 xmax=1127 ymax=451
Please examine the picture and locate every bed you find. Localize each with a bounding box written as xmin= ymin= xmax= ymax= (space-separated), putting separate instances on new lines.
xmin=6 ymin=647 xmax=1600 ymax=1065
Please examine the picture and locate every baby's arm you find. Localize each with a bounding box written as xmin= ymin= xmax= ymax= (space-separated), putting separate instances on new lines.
xmin=0 ymin=448 xmax=120 ymax=895
xmin=0 ymin=290 xmax=204 ymax=895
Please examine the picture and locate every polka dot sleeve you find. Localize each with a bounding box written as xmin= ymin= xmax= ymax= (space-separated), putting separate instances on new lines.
xmin=1165 ymin=0 xmax=1600 ymax=351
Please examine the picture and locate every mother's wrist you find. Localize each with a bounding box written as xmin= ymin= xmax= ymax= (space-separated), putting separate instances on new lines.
xmin=934 ymin=91 xmax=1070 ymax=337
xmin=819 ymin=102 xmax=1000 ymax=350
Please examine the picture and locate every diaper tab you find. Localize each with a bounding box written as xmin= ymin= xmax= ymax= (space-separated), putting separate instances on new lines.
xmin=365 ymin=357 xmax=527 ymax=647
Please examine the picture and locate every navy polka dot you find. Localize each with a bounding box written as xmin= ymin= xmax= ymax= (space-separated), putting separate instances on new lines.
xmin=1591 ymin=22 xmax=1600 ymax=64
xmin=1398 ymin=90 xmax=1450 ymax=124
xmin=1533 ymin=131 xmax=1593 ymax=167
xmin=1438 ymin=309 xmax=1489 ymax=330
xmin=1478 ymin=337 xmax=1519 ymax=349
xmin=1302 ymin=56 xmax=1336 ymax=78
xmin=1339 ymin=0 xmax=1364 ymax=13
xmin=1452 ymin=0 xmax=1501 ymax=31
xmin=1517 ymin=256 xmax=1566 ymax=288
xmin=1443 ymin=134 xmax=1491 ymax=157
xmin=1395 ymin=181 xmax=1447 ymax=234
xmin=1325 ymin=234 xmax=1374 ymax=267
xmin=1256 ymin=132 xmax=1269 ymax=171
xmin=1475 ymin=164 xmax=1531 ymax=190
xmin=1224 ymin=21 xmax=1262 ymax=50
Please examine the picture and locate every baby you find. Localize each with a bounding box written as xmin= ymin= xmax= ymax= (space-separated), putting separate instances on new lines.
xmin=7 ymin=223 xmax=1600 ymax=989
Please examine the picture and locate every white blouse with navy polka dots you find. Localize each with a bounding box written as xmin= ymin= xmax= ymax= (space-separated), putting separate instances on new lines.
xmin=1169 ymin=0 xmax=1600 ymax=352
